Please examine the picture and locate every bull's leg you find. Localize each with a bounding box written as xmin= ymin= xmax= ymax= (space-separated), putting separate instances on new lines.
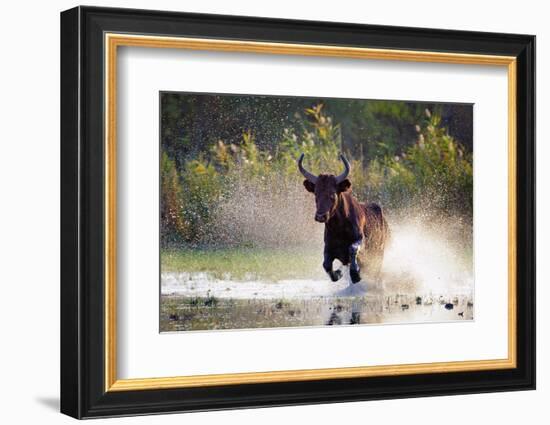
xmin=323 ymin=247 xmax=343 ymax=282
xmin=349 ymin=238 xmax=363 ymax=284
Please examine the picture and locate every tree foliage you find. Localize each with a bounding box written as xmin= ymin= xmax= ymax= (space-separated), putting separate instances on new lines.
xmin=160 ymin=95 xmax=473 ymax=248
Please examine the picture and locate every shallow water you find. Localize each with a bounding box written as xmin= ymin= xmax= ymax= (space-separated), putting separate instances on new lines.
xmin=160 ymin=274 xmax=473 ymax=332
xmin=160 ymin=293 xmax=473 ymax=332
xmin=160 ymin=220 xmax=474 ymax=332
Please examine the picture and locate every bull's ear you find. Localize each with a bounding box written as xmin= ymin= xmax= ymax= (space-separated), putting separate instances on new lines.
xmin=337 ymin=178 xmax=352 ymax=193
xmin=303 ymin=180 xmax=316 ymax=193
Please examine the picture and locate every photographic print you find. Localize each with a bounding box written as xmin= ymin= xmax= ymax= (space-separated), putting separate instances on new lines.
xmin=61 ymin=8 xmax=535 ymax=417
xmin=160 ymin=92 xmax=474 ymax=332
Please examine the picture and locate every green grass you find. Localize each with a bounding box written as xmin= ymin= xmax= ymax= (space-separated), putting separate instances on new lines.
xmin=161 ymin=247 xmax=324 ymax=281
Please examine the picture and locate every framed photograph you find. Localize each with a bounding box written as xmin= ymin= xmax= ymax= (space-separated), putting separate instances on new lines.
xmin=60 ymin=6 xmax=535 ymax=419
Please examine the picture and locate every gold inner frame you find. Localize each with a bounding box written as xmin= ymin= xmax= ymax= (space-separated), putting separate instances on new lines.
xmin=104 ymin=33 xmax=517 ymax=392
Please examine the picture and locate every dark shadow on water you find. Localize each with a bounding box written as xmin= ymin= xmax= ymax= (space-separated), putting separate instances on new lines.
xmin=350 ymin=311 xmax=361 ymax=324
xmin=35 ymin=396 xmax=59 ymax=411
xmin=326 ymin=311 xmax=343 ymax=325
xmin=333 ymin=282 xmax=370 ymax=297
xmin=325 ymin=301 xmax=365 ymax=325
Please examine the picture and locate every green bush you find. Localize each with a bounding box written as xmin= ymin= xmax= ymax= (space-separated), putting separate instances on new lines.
xmin=367 ymin=110 xmax=473 ymax=216
xmin=179 ymin=157 xmax=222 ymax=243
xmin=161 ymin=104 xmax=472 ymax=248
xmin=160 ymin=152 xmax=187 ymax=244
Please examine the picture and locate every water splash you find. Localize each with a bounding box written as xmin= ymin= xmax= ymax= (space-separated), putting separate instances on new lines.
xmin=209 ymin=178 xmax=324 ymax=249
xmin=183 ymin=171 xmax=473 ymax=298
xmin=381 ymin=217 xmax=473 ymax=296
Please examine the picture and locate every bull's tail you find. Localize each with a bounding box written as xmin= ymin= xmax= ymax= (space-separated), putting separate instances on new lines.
xmin=364 ymin=202 xmax=390 ymax=252
xmin=359 ymin=202 xmax=389 ymax=282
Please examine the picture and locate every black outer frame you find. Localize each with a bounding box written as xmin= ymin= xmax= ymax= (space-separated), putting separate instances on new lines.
xmin=60 ymin=5 xmax=535 ymax=419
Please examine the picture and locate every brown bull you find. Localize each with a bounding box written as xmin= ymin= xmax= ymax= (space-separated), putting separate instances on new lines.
xmin=298 ymin=153 xmax=390 ymax=284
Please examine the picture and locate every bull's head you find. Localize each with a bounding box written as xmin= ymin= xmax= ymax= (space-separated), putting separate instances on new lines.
xmin=298 ymin=153 xmax=351 ymax=223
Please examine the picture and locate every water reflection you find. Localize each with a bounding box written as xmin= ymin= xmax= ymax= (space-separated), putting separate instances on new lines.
xmin=160 ymin=293 xmax=474 ymax=332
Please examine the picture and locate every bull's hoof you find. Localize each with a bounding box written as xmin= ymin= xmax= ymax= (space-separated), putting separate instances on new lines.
xmin=350 ymin=268 xmax=361 ymax=284
xmin=328 ymin=269 xmax=343 ymax=282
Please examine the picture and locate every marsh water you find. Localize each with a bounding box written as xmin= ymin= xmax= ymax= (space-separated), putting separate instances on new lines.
xmin=160 ymin=272 xmax=473 ymax=332
xmin=161 ymin=287 xmax=473 ymax=332
xmin=160 ymin=221 xmax=474 ymax=332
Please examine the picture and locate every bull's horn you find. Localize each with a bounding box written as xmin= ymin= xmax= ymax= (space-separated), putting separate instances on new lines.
xmin=297 ymin=153 xmax=318 ymax=184
xmin=335 ymin=154 xmax=351 ymax=183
